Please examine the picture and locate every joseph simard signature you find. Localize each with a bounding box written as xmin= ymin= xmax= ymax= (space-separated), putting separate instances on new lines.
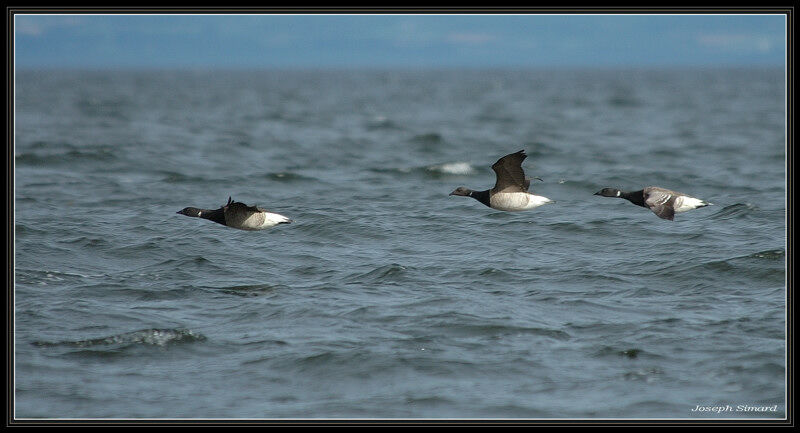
xmin=691 ymin=404 xmax=780 ymax=414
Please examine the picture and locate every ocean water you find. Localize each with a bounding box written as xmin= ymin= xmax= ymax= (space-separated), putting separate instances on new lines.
xmin=13 ymin=68 xmax=786 ymax=419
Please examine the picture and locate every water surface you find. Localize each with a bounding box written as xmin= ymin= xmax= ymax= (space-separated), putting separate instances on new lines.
xmin=14 ymin=68 xmax=786 ymax=419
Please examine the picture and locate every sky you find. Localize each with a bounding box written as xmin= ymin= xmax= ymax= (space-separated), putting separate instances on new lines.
xmin=13 ymin=14 xmax=787 ymax=69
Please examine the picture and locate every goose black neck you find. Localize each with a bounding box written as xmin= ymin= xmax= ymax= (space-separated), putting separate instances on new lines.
xmin=469 ymin=189 xmax=491 ymax=208
xmin=200 ymin=208 xmax=227 ymax=225
xmin=620 ymin=190 xmax=646 ymax=207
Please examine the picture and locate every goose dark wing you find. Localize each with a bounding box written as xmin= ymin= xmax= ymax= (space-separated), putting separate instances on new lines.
xmin=223 ymin=199 xmax=262 ymax=226
xmin=224 ymin=198 xmax=261 ymax=213
xmin=228 ymin=201 xmax=259 ymax=213
xmin=649 ymin=204 xmax=675 ymax=220
xmin=491 ymin=150 xmax=529 ymax=193
xmin=644 ymin=188 xmax=676 ymax=220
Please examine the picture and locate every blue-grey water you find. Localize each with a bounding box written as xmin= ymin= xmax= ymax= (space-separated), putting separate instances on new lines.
xmin=14 ymin=68 xmax=786 ymax=419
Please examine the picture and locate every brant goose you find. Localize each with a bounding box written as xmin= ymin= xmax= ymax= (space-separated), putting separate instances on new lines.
xmin=449 ymin=150 xmax=553 ymax=211
xmin=594 ymin=186 xmax=710 ymax=220
xmin=177 ymin=197 xmax=292 ymax=230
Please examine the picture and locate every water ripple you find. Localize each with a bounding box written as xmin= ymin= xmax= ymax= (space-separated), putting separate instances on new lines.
xmin=710 ymin=203 xmax=758 ymax=220
xmin=33 ymin=328 xmax=206 ymax=349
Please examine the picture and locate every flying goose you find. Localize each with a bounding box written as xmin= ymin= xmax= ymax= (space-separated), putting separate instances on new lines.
xmin=594 ymin=186 xmax=710 ymax=220
xmin=177 ymin=197 xmax=292 ymax=230
xmin=449 ymin=150 xmax=553 ymax=211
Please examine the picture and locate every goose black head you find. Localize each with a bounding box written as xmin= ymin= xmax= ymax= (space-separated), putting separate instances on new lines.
xmin=594 ymin=188 xmax=622 ymax=198
xmin=449 ymin=187 xmax=473 ymax=197
xmin=177 ymin=207 xmax=203 ymax=217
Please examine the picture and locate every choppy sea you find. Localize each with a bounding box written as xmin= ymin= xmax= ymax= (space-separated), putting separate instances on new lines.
xmin=13 ymin=68 xmax=786 ymax=419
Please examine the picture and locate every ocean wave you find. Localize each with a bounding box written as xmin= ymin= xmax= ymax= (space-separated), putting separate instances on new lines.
xmin=58 ymin=236 xmax=112 ymax=249
xmin=263 ymin=171 xmax=316 ymax=182
xmin=33 ymin=328 xmax=206 ymax=349
xmin=408 ymin=132 xmax=445 ymax=145
xmin=440 ymin=266 xmax=517 ymax=283
xmin=365 ymin=115 xmax=402 ymax=130
xmin=670 ymin=250 xmax=786 ymax=284
xmin=425 ymin=162 xmax=475 ymax=175
xmin=709 ymin=203 xmax=758 ymax=220
xmin=607 ymin=94 xmax=642 ymax=107
xmin=15 ymin=149 xmax=118 ymax=166
xmin=434 ymin=321 xmax=572 ymax=341
xmin=212 ymin=283 xmax=290 ymax=297
xmin=621 ymin=367 xmax=665 ymax=382
xmin=544 ymin=221 xmax=594 ymax=233
xmin=368 ymin=161 xmax=477 ymax=178
xmin=593 ymin=346 xmax=646 ymax=359
xmin=15 ymin=268 xmax=102 ymax=286
xmin=345 ymin=263 xmax=409 ymax=284
xmin=160 ymin=171 xmax=207 ymax=183
xmin=127 ymin=256 xmax=226 ymax=279
xmin=748 ymin=249 xmax=785 ymax=259
xmin=14 ymin=223 xmax=49 ymax=236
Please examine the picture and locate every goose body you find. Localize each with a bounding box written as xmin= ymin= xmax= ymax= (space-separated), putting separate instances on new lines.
xmin=594 ymin=186 xmax=710 ymax=220
xmin=449 ymin=150 xmax=553 ymax=212
xmin=177 ymin=197 xmax=292 ymax=230
xmin=489 ymin=191 xmax=554 ymax=212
